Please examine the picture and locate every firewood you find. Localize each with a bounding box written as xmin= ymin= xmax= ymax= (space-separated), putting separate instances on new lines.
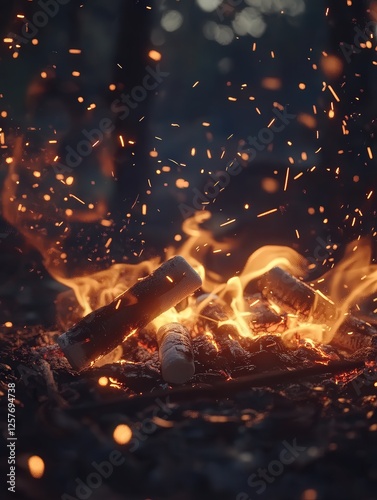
xmin=57 ymin=256 xmax=202 ymax=371
xmin=258 ymin=267 xmax=335 ymax=322
xmin=197 ymin=294 xmax=231 ymax=320
xmin=244 ymin=295 xmax=287 ymax=333
xmin=258 ymin=267 xmax=377 ymax=351
xmin=192 ymin=334 xmax=222 ymax=371
xmin=156 ymin=323 xmax=195 ymax=384
xmin=331 ymin=317 xmax=377 ymax=351
xmin=214 ymin=324 xmax=252 ymax=368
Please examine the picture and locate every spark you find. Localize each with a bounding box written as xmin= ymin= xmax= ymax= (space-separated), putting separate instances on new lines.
xmin=257 ymin=208 xmax=278 ymax=218
xmin=367 ymin=146 xmax=373 ymax=159
xmin=69 ymin=194 xmax=85 ymax=204
xmin=168 ymin=158 xmax=179 ymax=165
xmin=220 ymin=218 xmax=236 ymax=227
xmin=283 ymin=167 xmax=290 ymax=191
xmin=315 ymin=289 xmax=334 ymax=305
xmin=192 ymin=81 xmax=199 ymax=87
xmin=28 ymin=456 xmax=45 ymax=479
xmin=148 ymin=50 xmax=161 ymax=61
xmin=98 ymin=377 xmax=108 ymax=386
xmin=131 ymin=194 xmax=139 ymax=209
xmin=328 ymin=85 xmax=340 ymax=102
xmin=166 ymin=275 xmax=173 ymax=283
xmin=113 ymin=424 xmax=132 ymax=445
xmin=119 ymin=135 xmax=125 ymax=147
xmin=249 ymin=299 xmax=260 ymax=307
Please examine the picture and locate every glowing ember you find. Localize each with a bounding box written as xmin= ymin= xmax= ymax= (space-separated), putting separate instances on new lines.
xmin=113 ymin=424 xmax=132 ymax=445
xmin=28 ymin=455 xmax=45 ymax=479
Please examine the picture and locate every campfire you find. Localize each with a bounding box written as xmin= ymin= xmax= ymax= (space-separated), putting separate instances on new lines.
xmin=53 ymin=228 xmax=377 ymax=385
xmin=2 ymin=139 xmax=377 ymax=498
xmin=2 ymin=150 xmax=377 ymax=388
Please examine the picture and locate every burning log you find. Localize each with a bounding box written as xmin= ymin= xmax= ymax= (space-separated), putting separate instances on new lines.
xmin=245 ymin=295 xmax=286 ymax=333
xmin=331 ymin=317 xmax=377 ymax=351
xmin=259 ymin=267 xmax=377 ymax=351
xmin=214 ymin=324 xmax=252 ymax=368
xmin=57 ymin=256 xmax=202 ymax=371
xmin=156 ymin=323 xmax=195 ymax=384
xmin=259 ymin=267 xmax=335 ymax=322
xmin=192 ymin=334 xmax=222 ymax=371
xmin=195 ymin=294 xmax=233 ymax=334
xmin=93 ymin=345 xmax=123 ymax=367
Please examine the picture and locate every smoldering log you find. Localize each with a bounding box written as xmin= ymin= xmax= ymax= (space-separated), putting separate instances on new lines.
xmin=57 ymin=256 xmax=202 ymax=371
xmin=156 ymin=323 xmax=195 ymax=384
xmin=214 ymin=324 xmax=252 ymax=368
xmin=195 ymin=294 xmax=233 ymax=334
xmin=244 ymin=295 xmax=286 ymax=333
xmin=120 ymin=323 xmax=159 ymax=363
xmin=259 ymin=266 xmax=377 ymax=351
xmin=192 ymin=334 xmax=222 ymax=371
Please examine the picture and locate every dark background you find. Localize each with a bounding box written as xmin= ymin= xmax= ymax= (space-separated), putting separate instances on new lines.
xmin=0 ymin=0 xmax=376 ymax=326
